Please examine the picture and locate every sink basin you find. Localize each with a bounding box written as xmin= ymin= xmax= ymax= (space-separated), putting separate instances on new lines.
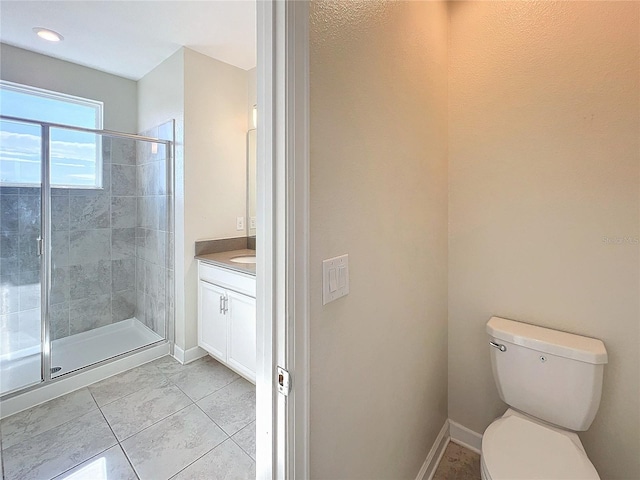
xmin=229 ymin=255 xmax=256 ymax=264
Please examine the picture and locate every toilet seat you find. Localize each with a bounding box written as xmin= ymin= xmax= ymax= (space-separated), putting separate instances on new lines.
xmin=482 ymin=414 xmax=600 ymax=480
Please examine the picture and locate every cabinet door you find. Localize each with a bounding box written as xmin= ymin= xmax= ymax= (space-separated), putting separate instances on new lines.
xmin=227 ymin=290 xmax=257 ymax=382
xmin=198 ymin=280 xmax=228 ymax=362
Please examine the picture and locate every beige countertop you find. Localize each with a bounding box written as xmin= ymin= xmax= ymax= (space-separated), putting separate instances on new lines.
xmin=195 ymin=249 xmax=256 ymax=276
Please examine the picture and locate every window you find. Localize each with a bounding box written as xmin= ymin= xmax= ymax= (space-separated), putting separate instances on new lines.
xmin=0 ymin=80 xmax=104 ymax=188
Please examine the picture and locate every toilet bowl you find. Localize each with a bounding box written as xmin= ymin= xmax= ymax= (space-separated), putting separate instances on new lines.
xmin=483 ymin=317 xmax=608 ymax=480
xmin=480 ymin=410 xmax=599 ymax=480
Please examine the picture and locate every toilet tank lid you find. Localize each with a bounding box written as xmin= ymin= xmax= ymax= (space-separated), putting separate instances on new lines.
xmin=487 ymin=317 xmax=608 ymax=364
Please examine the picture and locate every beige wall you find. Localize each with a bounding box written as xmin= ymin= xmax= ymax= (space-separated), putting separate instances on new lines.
xmin=1 ymin=43 xmax=137 ymax=133
xmin=448 ymin=2 xmax=640 ymax=479
xmin=309 ymin=1 xmax=449 ymax=478
xmin=182 ymin=48 xmax=249 ymax=350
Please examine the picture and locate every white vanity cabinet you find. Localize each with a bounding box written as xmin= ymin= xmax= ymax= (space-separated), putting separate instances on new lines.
xmin=197 ymin=261 xmax=256 ymax=382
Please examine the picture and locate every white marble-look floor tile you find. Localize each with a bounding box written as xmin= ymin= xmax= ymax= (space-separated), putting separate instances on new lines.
xmin=88 ymin=362 xmax=168 ymax=407
xmin=101 ymin=383 xmax=192 ymax=441
xmin=197 ymin=378 xmax=255 ymax=436
xmin=2 ymin=409 xmax=117 ymax=480
xmin=163 ymin=356 xmax=239 ymax=402
xmin=232 ymin=421 xmax=256 ymax=460
xmin=1 ymin=388 xmax=97 ymax=449
xmin=121 ymin=404 xmax=227 ymax=480
xmin=52 ymin=445 xmax=138 ymax=480
xmin=171 ymin=439 xmax=255 ymax=480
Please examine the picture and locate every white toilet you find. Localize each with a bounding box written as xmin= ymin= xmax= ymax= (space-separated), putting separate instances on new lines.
xmin=482 ymin=316 xmax=608 ymax=480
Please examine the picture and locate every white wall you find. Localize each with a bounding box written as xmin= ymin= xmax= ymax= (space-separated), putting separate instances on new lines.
xmin=248 ymin=67 xmax=256 ymax=127
xmin=309 ymin=1 xmax=449 ymax=478
xmin=138 ymin=47 xmax=249 ymax=353
xmin=181 ymin=48 xmax=249 ymax=351
xmin=448 ymin=2 xmax=640 ymax=478
xmin=247 ymin=67 xmax=257 ymax=238
xmin=1 ymin=43 xmax=137 ymax=132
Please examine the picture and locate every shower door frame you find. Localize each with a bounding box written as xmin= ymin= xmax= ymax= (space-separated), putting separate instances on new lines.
xmin=0 ymin=114 xmax=173 ymax=399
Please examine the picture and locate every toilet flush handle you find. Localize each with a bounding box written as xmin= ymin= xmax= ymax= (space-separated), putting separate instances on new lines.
xmin=489 ymin=341 xmax=507 ymax=352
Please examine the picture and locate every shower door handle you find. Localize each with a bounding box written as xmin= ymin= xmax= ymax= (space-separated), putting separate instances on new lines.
xmin=37 ymin=237 xmax=43 ymax=256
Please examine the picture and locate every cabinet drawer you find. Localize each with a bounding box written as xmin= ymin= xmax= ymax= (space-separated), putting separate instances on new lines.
xmin=198 ymin=261 xmax=256 ymax=297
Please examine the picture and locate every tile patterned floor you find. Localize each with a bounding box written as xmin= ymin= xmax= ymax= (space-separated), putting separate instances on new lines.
xmin=433 ymin=441 xmax=482 ymax=480
xmin=0 ymin=355 xmax=256 ymax=480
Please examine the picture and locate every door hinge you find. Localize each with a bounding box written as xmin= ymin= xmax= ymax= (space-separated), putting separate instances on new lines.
xmin=277 ymin=366 xmax=291 ymax=396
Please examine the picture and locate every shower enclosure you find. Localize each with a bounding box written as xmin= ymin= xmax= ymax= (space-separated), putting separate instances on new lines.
xmin=0 ymin=116 xmax=173 ymax=397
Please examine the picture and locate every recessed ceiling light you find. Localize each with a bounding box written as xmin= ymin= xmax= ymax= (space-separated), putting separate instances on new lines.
xmin=33 ymin=27 xmax=63 ymax=42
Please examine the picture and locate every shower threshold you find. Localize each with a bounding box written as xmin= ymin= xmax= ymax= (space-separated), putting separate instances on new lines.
xmin=0 ymin=318 xmax=163 ymax=395
xmin=51 ymin=318 xmax=163 ymax=377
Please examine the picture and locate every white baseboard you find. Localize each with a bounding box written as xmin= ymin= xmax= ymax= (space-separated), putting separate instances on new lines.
xmin=415 ymin=420 xmax=450 ymax=480
xmin=0 ymin=343 xmax=170 ymax=419
xmin=173 ymin=345 xmax=207 ymax=365
xmin=449 ymin=420 xmax=483 ymax=454
xmin=415 ymin=419 xmax=484 ymax=480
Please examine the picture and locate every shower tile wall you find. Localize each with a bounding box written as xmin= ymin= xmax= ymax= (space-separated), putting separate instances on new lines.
xmin=135 ymin=121 xmax=173 ymax=338
xmin=0 ymin=186 xmax=42 ymax=355
xmin=50 ymin=138 xmax=137 ymax=339
xmin=1 ymin=128 xmax=172 ymax=348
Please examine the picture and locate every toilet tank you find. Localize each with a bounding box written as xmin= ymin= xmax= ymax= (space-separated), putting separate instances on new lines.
xmin=487 ymin=316 xmax=608 ymax=431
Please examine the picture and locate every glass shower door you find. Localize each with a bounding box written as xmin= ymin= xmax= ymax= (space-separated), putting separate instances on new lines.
xmin=0 ymin=118 xmax=44 ymax=395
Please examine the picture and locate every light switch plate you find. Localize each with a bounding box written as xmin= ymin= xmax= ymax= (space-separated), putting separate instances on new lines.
xmin=322 ymin=254 xmax=349 ymax=305
xmin=236 ymin=216 xmax=245 ymax=231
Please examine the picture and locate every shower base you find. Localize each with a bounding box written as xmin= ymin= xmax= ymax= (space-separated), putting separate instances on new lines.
xmin=1 ymin=318 xmax=163 ymax=396
xmin=51 ymin=318 xmax=163 ymax=377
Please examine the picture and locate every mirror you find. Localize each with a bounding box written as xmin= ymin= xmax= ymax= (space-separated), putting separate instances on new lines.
xmin=247 ymin=128 xmax=257 ymax=240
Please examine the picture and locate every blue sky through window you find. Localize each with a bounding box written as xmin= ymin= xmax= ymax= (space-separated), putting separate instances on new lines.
xmin=0 ymin=82 xmax=103 ymax=188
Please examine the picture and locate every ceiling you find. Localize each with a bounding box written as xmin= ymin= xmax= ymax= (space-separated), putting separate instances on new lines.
xmin=0 ymin=1 xmax=257 ymax=80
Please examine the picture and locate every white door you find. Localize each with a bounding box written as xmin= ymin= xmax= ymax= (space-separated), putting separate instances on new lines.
xmin=198 ymin=281 xmax=227 ymax=362
xmin=227 ymin=290 xmax=257 ymax=382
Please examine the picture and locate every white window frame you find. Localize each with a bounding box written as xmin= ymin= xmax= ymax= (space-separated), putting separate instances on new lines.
xmin=0 ymin=80 xmax=104 ymax=189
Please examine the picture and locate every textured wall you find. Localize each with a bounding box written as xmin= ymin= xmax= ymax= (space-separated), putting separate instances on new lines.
xmin=309 ymin=1 xmax=449 ymax=478
xmin=448 ymin=2 xmax=640 ymax=478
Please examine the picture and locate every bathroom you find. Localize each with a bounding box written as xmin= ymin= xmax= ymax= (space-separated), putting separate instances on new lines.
xmin=1 ymin=1 xmax=639 ymax=480
xmin=0 ymin=1 xmax=258 ymax=478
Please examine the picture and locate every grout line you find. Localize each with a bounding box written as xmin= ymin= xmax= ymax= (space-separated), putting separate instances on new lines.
xmin=192 ymin=401 xmax=229 ymax=434
xmin=96 ymin=408 xmax=119 ymax=448
xmin=1 ymin=401 xmax=100 ymax=453
xmin=94 ymin=375 xmax=170 ymax=409
xmin=48 ymin=444 xmax=116 ymax=480
xmin=95 ymin=406 xmax=140 ymax=480
xmin=229 ymin=432 xmax=256 ymax=462
xmin=90 ymin=363 xmax=170 ymax=408
xmin=192 ymin=397 xmax=255 ymax=439
xmin=166 ymin=437 xmax=229 ymax=479
xmin=110 ymin=402 xmax=195 ymax=444
xmin=117 ymin=442 xmax=141 ymax=480
xmin=0 ymin=428 xmax=4 ymax=480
